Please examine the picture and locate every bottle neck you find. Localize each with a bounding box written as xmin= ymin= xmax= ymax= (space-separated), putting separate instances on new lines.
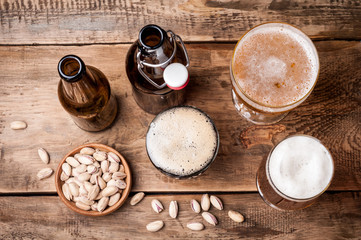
xmin=58 ymin=55 xmax=97 ymax=104
xmin=58 ymin=55 xmax=86 ymax=83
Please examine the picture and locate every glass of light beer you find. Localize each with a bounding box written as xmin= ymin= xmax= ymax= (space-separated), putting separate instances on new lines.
xmin=230 ymin=23 xmax=320 ymax=124
xmin=256 ymin=135 xmax=334 ymax=210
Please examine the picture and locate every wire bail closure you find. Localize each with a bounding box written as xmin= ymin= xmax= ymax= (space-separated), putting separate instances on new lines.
xmin=136 ymin=30 xmax=190 ymax=89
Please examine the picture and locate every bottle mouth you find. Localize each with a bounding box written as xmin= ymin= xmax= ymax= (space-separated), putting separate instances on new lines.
xmin=58 ymin=55 xmax=85 ymax=82
xmin=139 ymin=24 xmax=165 ymax=51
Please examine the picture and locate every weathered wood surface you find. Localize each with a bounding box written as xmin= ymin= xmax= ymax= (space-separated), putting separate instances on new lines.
xmin=0 ymin=192 xmax=360 ymax=239
xmin=0 ymin=41 xmax=360 ymax=193
xmin=1 ymin=0 xmax=361 ymax=44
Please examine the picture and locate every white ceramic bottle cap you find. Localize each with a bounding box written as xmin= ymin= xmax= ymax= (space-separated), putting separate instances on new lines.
xmin=163 ymin=63 xmax=189 ymax=90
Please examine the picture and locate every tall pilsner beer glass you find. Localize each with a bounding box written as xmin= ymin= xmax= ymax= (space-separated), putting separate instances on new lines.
xmin=256 ymin=135 xmax=334 ymax=210
xmin=230 ymin=23 xmax=320 ymax=124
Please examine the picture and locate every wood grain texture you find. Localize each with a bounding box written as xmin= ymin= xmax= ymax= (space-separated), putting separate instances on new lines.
xmin=0 ymin=41 xmax=360 ymax=193
xmin=1 ymin=0 xmax=361 ymax=44
xmin=0 ymin=192 xmax=360 ymax=239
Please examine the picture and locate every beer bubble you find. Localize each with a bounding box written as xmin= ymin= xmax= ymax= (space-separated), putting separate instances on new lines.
xmin=146 ymin=107 xmax=218 ymax=177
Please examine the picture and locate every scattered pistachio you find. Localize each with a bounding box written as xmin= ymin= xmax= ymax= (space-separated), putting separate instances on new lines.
xmin=228 ymin=210 xmax=245 ymax=223
xmin=37 ymin=168 xmax=53 ymax=180
xmin=187 ymin=222 xmax=204 ymax=231
xmin=190 ymin=199 xmax=201 ymax=213
xmin=210 ymin=195 xmax=223 ymax=210
xmin=10 ymin=120 xmax=27 ymax=130
xmin=146 ymin=220 xmax=164 ymax=232
xmin=201 ymin=194 xmax=210 ymax=211
xmin=151 ymin=199 xmax=164 ymax=213
xmin=130 ymin=192 xmax=145 ymax=206
xmin=38 ymin=148 xmax=50 ymax=164
xmin=169 ymin=200 xmax=178 ymax=219
xmin=202 ymin=212 xmax=218 ymax=226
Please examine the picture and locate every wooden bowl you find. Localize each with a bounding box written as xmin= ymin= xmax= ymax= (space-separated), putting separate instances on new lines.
xmin=55 ymin=143 xmax=132 ymax=216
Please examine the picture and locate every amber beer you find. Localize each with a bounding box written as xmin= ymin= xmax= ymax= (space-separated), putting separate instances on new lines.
xmin=230 ymin=23 xmax=319 ymax=124
xmin=256 ymin=135 xmax=334 ymax=210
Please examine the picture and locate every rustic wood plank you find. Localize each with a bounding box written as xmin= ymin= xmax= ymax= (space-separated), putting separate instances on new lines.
xmin=0 ymin=192 xmax=360 ymax=239
xmin=1 ymin=0 xmax=361 ymax=44
xmin=0 ymin=41 xmax=360 ymax=193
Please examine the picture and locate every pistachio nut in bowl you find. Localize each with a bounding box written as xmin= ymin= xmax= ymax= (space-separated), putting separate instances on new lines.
xmin=55 ymin=143 xmax=132 ymax=216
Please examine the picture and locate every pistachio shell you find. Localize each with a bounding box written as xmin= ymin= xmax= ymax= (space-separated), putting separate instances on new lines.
xmin=62 ymin=163 xmax=72 ymax=176
xmin=146 ymin=220 xmax=164 ymax=232
xmin=78 ymin=155 xmax=95 ymax=165
xmin=101 ymin=186 xmax=118 ymax=197
xmin=187 ymin=222 xmax=204 ymax=231
xmin=228 ymin=210 xmax=245 ymax=223
xmin=76 ymin=201 xmax=91 ymax=211
xmin=62 ymin=183 xmax=72 ymax=201
xmin=97 ymin=197 xmax=109 ymax=212
xmin=109 ymin=162 xmax=119 ymax=173
xmin=201 ymin=194 xmax=210 ymax=211
xmin=112 ymin=171 xmax=127 ymax=180
xmin=108 ymin=193 xmax=121 ymax=207
xmin=93 ymin=150 xmax=107 ymax=161
xmin=38 ymin=148 xmax=49 ymax=164
xmin=80 ymin=147 xmax=95 ymax=155
xmin=210 ymin=195 xmax=223 ymax=210
xmin=68 ymin=182 xmax=79 ymax=197
xmin=190 ymin=199 xmax=201 ymax=213
xmin=75 ymin=164 xmax=87 ymax=173
xmin=37 ymin=168 xmax=53 ymax=180
xmin=10 ymin=120 xmax=27 ymax=130
xmin=108 ymin=152 xmax=120 ymax=163
xmin=101 ymin=160 xmax=109 ymax=173
xmin=78 ymin=172 xmax=91 ymax=182
xmin=130 ymin=192 xmax=145 ymax=206
xmin=66 ymin=157 xmax=80 ymax=168
xmin=60 ymin=172 xmax=69 ymax=181
xmin=202 ymin=212 xmax=218 ymax=226
xmin=151 ymin=199 xmax=164 ymax=213
xmin=169 ymin=200 xmax=178 ymax=219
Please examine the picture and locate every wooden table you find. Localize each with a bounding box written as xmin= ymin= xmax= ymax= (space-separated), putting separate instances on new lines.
xmin=1 ymin=1 xmax=361 ymax=239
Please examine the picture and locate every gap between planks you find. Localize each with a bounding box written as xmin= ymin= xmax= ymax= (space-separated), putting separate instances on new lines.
xmin=0 ymin=38 xmax=360 ymax=47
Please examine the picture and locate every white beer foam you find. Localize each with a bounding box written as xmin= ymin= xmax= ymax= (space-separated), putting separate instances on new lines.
xmin=268 ymin=136 xmax=334 ymax=200
xmin=146 ymin=107 xmax=218 ymax=176
xmin=233 ymin=23 xmax=319 ymax=107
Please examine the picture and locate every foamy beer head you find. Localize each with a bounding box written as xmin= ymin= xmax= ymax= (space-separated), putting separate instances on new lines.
xmin=231 ymin=23 xmax=319 ymax=112
xmin=266 ymin=135 xmax=334 ymax=200
xmin=146 ymin=106 xmax=219 ymax=178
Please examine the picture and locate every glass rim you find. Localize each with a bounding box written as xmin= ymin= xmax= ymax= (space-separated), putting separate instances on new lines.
xmin=266 ymin=134 xmax=335 ymax=202
xmin=145 ymin=105 xmax=220 ymax=179
xmin=230 ymin=22 xmax=320 ymax=110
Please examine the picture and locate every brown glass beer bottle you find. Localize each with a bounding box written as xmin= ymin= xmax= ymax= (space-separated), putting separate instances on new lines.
xmin=125 ymin=24 xmax=190 ymax=114
xmin=57 ymin=55 xmax=117 ymax=132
